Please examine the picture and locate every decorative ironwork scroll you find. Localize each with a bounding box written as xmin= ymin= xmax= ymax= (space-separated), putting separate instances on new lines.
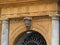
xmin=16 ymin=30 xmax=47 ymax=45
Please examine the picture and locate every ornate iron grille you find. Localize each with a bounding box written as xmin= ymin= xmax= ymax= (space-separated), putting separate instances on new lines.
xmin=16 ymin=30 xmax=47 ymax=45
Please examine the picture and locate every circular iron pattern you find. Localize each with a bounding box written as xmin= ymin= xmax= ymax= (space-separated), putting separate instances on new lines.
xmin=16 ymin=30 xmax=47 ymax=45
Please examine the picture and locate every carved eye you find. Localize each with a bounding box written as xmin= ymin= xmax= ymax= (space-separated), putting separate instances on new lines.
xmin=16 ymin=30 xmax=47 ymax=45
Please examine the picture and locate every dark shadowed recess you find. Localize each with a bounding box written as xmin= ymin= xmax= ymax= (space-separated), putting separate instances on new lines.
xmin=16 ymin=30 xmax=47 ymax=45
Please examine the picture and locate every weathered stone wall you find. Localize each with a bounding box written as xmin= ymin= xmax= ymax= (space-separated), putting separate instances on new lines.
xmin=0 ymin=0 xmax=58 ymax=18
xmin=0 ymin=0 xmax=59 ymax=45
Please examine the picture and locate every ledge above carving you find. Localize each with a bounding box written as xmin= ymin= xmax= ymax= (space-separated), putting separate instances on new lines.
xmin=0 ymin=0 xmax=39 ymax=5
xmin=0 ymin=0 xmax=57 ymax=5
xmin=0 ymin=10 xmax=58 ymax=18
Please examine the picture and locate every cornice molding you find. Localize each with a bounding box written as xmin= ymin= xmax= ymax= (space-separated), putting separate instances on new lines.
xmin=0 ymin=18 xmax=9 ymax=21
xmin=0 ymin=0 xmax=58 ymax=5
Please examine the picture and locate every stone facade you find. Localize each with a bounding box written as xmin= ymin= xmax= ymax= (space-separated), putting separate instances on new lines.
xmin=0 ymin=0 xmax=60 ymax=45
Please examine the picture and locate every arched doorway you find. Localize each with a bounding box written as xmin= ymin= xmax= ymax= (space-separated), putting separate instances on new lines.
xmin=16 ymin=30 xmax=47 ymax=45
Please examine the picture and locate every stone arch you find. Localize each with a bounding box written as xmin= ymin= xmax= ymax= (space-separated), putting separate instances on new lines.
xmin=13 ymin=30 xmax=47 ymax=45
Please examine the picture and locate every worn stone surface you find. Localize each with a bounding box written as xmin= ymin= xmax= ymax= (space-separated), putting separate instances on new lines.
xmin=1 ymin=20 xmax=9 ymax=45
xmin=51 ymin=16 xmax=59 ymax=45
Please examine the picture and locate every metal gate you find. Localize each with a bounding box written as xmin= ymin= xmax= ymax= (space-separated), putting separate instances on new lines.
xmin=16 ymin=30 xmax=47 ymax=45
